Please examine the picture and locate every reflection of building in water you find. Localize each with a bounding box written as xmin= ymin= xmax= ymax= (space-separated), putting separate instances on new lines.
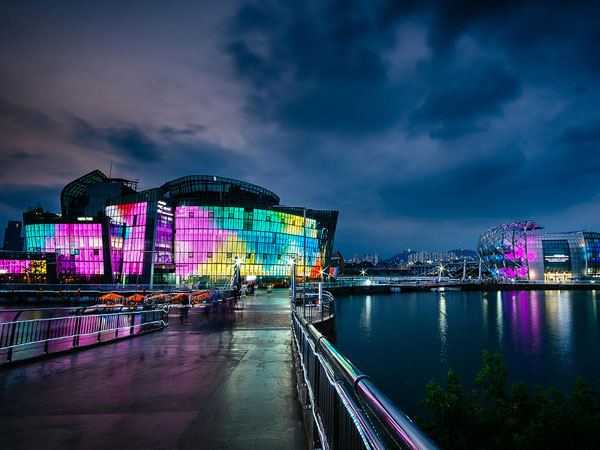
xmin=361 ymin=295 xmax=372 ymax=328
xmin=496 ymin=291 xmax=504 ymax=345
xmin=544 ymin=292 xmax=573 ymax=370
xmin=503 ymin=291 xmax=544 ymax=358
xmin=438 ymin=296 xmax=447 ymax=366
xmin=478 ymin=220 xmax=600 ymax=282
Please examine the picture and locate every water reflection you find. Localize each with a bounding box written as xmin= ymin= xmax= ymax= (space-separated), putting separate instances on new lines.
xmin=438 ymin=295 xmax=447 ymax=367
xmin=482 ymin=292 xmax=488 ymax=335
xmin=496 ymin=291 xmax=503 ymax=345
xmin=546 ymin=291 xmax=573 ymax=370
xmin=335 ymin=290 xmax=600 ymax=418
xmin=359 ymin=295 xmax=373 ymax=341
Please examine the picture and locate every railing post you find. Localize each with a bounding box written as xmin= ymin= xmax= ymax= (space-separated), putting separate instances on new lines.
xmin=115 ymin=314 xmax=120 ymax=338
xmin=73 ymin=316 xmax=82 ymax=348
xmin=97 ymin=315 xmax=103 ymax=343
xmin=44 ymin=319 xmax=52 ymax=354
xmin=7 ymin=321 xmax=18 ymax=362
xmin=130 ymin=312 xmax=135 ymax=335
xmin=332 ymin=390 xmax=341 ymax=449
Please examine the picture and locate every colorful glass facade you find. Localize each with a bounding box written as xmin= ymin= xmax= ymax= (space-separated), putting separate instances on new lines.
xmin=24 ymin=223 xmax=104 ymax=281
xmin=21 ymin=171 xmax=338 ymax=284
xmin=155 ymin=201 xmax=173 ymax=265
xmin=0 ymin=252 xmax=47 ymax=283
xmin=174 ymin=206 xmax=321 ymax=279
xmin=105 ymin=202 xmax=148 ymax=280
xmin=0 ymin=259 xmax=46 ymax=275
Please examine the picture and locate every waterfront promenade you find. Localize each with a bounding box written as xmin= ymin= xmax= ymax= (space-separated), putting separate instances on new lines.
xmin=0 ymin=290 xmax=306 ymax=450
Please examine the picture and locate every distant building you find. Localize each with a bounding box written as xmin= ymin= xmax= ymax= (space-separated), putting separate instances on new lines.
xmin=478 ymin=220 xmax=600 ymax=282
xmin=408 ymin=250 xmax=459 ymax=264
xmin=3 ymin=221 xmax=24 ymax=251
xmin=363 ymin=253 xmax=379 ymax=266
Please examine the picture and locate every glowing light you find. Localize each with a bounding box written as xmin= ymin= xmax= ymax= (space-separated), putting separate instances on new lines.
xmin=24 ymin=222 xmax=103 ymax=278
xmin=173 ymin=206 xmax=323 ymax=278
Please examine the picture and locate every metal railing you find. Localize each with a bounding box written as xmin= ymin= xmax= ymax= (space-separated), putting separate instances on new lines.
xmin=0 ymin=308 xmax=168 ymax=363
xmin=294 ymin=287 xmax=335 ymax=323
xmin=291 ymin=302 xmax=438 ymax=450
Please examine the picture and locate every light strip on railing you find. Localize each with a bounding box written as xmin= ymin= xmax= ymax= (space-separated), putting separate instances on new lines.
xmin=292 ymin=308 xmax=440 ymax=450
xmin=0 ymin=320 xmax=167 ymax=350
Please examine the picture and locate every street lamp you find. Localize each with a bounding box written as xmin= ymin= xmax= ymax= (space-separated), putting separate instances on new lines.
xmin=287 ymin=256 xmax=297 ymax=307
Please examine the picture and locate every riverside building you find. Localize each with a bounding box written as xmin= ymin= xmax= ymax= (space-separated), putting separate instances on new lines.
xmin=477 ymin=220 xmax=600 ymax=282
xmin=8 ymin=170 xmax=337 ymax=285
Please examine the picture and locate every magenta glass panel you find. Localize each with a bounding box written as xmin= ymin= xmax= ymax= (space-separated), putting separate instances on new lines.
xmin=155 ymin=202 xmax=173 ymax=264
xmin=0 ymin=259 xmax=31 ymax=274
xmin=105 ymin=202 xmax=148 ymax=279
xmin=23 ymin=222 xmax=104 ymax=277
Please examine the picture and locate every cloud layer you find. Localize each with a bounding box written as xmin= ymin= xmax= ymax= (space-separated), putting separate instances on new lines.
xmin=1 ymin=0 xmax=600 ymax=256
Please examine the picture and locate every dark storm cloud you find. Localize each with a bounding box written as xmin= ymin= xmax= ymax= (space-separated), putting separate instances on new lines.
xmin=562 ymin=123 xmax=600 ymax=144
xmin=159 ymin=124 xmax=206 ymax=138
xmin=3 ymin=0 xmax=600 ymax=254
xmin=69 ymin=115 xmax=252 ymax=181
xmin=222 ymin=0 xmax=600 ymax=252
xmin=410 ymin=61 xmax=520 ymax=139
xmin=0 ymin=97 xmax=58 ymax=132
xmin=72 ymin=117 xmax=160 ymax=162
xmin=105 ymin=128 xmax=160 ymax=162
xmin=226 ymin=0 xmax=414 ymax=134
xmin=380 ymin=147 xmax=525 ymax=218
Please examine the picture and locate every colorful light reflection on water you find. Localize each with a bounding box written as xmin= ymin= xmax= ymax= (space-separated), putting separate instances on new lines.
xmin=334 ymin=290 xmax=600 ymax=417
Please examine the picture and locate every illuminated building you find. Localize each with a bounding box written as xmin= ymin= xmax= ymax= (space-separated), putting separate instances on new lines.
xmin=477 ymin=221 xmax=600 ymax=282
xmin=0 ymin=250 xmax=49 ymax=283
xmin=20 ymin=170 xmax=338 ymax=284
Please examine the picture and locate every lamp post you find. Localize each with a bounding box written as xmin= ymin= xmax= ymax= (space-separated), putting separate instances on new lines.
xmin=303 ymin=208 xmax=306 ymax=313
xmin=233 ymin=256 xmax=243 ymax=299
xmin=140 ymin=250 xmax=158 ymax=290
xmin=288 ymin=257 xmax=296 ymax=308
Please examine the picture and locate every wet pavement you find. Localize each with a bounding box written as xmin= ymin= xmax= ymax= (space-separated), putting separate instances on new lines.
xmin=0 ymin=289 xmax=306 ymax=450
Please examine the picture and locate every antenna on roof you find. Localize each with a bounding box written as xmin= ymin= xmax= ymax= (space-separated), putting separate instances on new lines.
xmin=109 ymin=160 xmax=113 ymax=178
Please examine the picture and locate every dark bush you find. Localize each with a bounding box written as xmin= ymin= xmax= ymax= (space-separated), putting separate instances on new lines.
xmin=416 ymin=351 xmax=600 ymax=449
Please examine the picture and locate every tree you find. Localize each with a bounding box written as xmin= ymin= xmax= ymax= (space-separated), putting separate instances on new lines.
xmin=417 ymin=351 xmax=600 ymax=450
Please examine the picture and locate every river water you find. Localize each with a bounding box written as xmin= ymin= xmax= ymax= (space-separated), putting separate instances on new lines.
xmin=334 ymin=290 xmax=600 ymax=417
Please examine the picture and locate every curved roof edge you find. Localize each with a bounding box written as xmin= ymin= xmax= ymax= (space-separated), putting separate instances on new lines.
xmin=60 ymin=170 xmax=107 ymax=215
xmin=161 ymin=175 xmax=280 ymax=205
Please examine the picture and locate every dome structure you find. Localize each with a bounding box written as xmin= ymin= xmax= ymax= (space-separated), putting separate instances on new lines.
xmin=477 ymin=220 xmax=543 ymax=280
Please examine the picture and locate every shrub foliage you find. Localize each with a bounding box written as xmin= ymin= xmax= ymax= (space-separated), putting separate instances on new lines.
xmin=416 ymin=352 xmax=600 ymax=449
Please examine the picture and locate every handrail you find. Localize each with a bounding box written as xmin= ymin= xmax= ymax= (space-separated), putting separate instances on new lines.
xmin=0 ymin=308 xmax=168 ymax=363
xmin=0 ymin=307 xmax=169 ymax=327
xmin=291 ymin=299 xmax=438 ymax=450
xmin=293 ymin=287 xmax=335 ymax=323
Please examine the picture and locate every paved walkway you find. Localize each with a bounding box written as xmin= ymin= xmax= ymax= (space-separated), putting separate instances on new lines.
xmin=0 ymin=290 xmax=306 ymax=450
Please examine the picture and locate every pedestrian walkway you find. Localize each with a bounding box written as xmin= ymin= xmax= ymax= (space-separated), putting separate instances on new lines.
xmin=0 ymin=290 xmax=306 ymax=450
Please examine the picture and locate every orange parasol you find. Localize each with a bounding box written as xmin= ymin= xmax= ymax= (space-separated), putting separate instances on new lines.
xmin=126 ymin=293 xmax=145 ymax=303
xmin=171 ymin=293 xmax=189 ymax=301
xmin=99 ymin=292 xmax=124 ymax=301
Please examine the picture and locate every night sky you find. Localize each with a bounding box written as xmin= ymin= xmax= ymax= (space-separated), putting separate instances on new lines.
xmin=1 ymin=0 xmax=599 ymax=257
